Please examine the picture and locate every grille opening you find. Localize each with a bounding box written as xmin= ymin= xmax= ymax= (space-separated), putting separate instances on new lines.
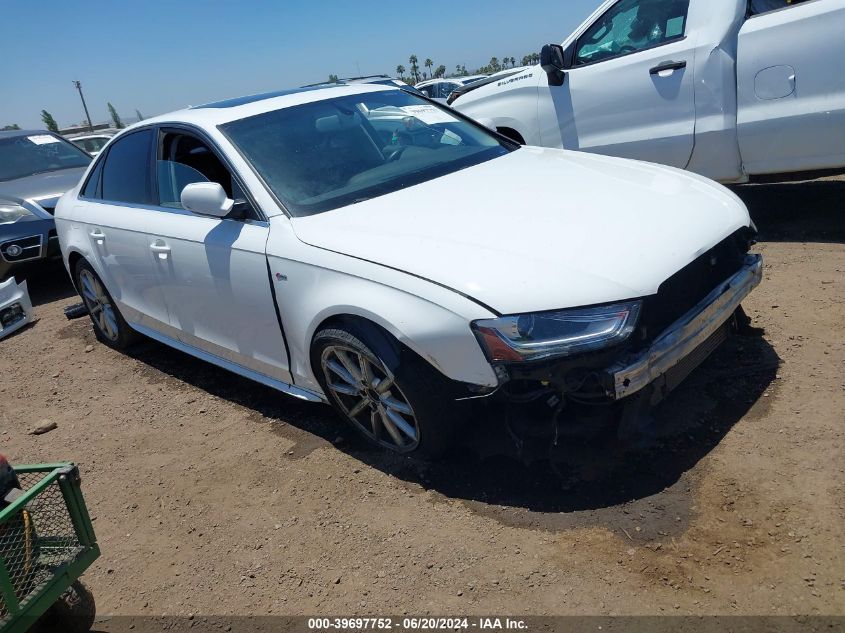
xmin=0 ymin=236 xmax=42 ymax=262
xmin=638 ymin=229 xmax=752 ymax=343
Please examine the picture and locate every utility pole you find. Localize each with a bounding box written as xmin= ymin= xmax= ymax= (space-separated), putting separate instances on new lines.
xmin=72 ymin=80 xmax=94 ymax=132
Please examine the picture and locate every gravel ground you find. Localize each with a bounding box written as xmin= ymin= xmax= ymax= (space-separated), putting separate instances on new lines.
xmin=1 ymin=177 xmax=843 ymax=618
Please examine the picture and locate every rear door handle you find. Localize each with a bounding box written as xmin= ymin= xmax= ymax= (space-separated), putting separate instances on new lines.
xmin=150 ymin=240 xmax=171 ymax=260
xmin=650 ymin=60 xmax=686 ymax=75
xmin=89 ymin=229 xmax=106 ymax=245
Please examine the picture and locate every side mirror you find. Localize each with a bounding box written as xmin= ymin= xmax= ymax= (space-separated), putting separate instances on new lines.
xmin=180 ymin=182 xmax=234 ymax=218
xmin=540 ymin=44 xmax=566 ymax=87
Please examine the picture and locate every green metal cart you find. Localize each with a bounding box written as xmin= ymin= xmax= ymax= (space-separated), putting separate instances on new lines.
xmin=0 ymin=463 xmax=100 ymax=633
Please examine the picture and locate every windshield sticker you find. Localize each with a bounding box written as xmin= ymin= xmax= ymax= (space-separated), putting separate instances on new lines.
xmin=27 ymin=135 xmax=61 ymax=145
xmin=397 ymin=105 xmax=453 ymax=125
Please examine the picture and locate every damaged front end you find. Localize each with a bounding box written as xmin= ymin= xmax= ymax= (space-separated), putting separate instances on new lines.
xmin=0 ymin=277 xmax=34 ymax=340
xmin=470 ymin=229 xmax=763 ymax=454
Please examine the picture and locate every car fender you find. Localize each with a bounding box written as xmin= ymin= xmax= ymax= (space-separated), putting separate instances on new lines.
xmin=452 ymin=70 xmax=543 ymax=146
xmin=265 ymin=220 xmax=499 ymax=393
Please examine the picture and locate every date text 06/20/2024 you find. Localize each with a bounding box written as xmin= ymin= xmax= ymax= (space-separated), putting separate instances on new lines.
xmin=307 ymin=617 xmax=528 ymax=630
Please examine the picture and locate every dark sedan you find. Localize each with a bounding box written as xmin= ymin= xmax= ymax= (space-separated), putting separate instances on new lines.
xmin=0 ymin=129 xmax=90 ymax=279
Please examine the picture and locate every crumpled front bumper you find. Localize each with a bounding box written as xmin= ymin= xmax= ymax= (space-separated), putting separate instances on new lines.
xmin=0 ymin=277 xmax=34 ymax=340
xmin=608 ymin=254 xmax=763 ymax=400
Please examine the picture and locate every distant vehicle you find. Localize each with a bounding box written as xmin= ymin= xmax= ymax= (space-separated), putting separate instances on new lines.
xmin=415 ymin=75 xmax=488 ymax=103
xmin=451 ymin=0 xmax=845 ymax=183
xmin=56 ymin=83 xmax=761 ymax=457
xmin=67 ymin=132 xmax=117 ymax=157
xmin=303 ymin=75 xmax=425 ymax=96
xmin=0 ymin=129 xmax=90 ymax=279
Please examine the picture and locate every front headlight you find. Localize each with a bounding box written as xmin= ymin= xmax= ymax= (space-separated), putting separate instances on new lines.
xmin=0 ymin=203 xmax=33 ymax=225
xmin=473 ymin=300 xmax=641 ymax=362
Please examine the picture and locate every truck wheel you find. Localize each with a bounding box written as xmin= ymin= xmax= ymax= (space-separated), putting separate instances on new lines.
xmin=74 ymin=259 xmax=137 ymax=350
xmin=35 ymin=580 xmax=96 ymax=633
xmin=312 ymin=325 xmax=460 ymax=458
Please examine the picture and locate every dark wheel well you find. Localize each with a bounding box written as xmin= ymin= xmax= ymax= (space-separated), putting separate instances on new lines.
xmin=496 ymin=127 xmax=525 ymax=145
xmin=67 ymin=251 xmax=85 ymax=292
xmin=311 ymin=315 xmax=401 ymax=375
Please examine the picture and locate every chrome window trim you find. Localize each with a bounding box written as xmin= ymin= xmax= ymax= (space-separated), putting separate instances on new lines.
xmin=74 ymin=196 xmax=270 ymax=228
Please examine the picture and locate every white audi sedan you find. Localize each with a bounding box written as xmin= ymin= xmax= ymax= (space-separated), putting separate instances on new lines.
xmin=55 ymin=84 xmax=762 ymax=457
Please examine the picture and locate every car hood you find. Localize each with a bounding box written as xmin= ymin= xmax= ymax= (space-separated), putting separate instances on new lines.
xmin=0 ymin=167 xmax=88 ymax=204
xmin=291 ymin=147 xmax=751 ymax=315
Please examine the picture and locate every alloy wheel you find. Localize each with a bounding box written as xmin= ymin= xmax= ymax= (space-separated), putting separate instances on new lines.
xmin=78 ymin=269 xmax=119 ymax=342
xmin=320 ymin=344 xmax=420 ymax=452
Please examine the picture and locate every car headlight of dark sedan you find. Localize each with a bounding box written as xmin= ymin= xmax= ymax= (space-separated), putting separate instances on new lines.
xmin=472 ymin=300 xmax=641 ymax=362
xmin=0 ymin=203 xmax=33 ymax=225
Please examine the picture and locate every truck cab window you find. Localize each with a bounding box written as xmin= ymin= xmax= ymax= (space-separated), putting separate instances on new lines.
xmin=748 ymin=0 xmax=807 ymax=15
xmin=575 ymin=0 xmax=690 ymax=66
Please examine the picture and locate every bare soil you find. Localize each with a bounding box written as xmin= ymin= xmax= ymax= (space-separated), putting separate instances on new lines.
xmin=1 ymin=178 xmax=843 ymax=618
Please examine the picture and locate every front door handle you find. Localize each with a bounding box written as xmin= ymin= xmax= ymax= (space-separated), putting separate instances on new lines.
xmin=89 ymin=229 xmax=106 ymax=245
xmin=650 ymin=60 xmax=687 ymax=75
xmin=150 ymin=240 xmax=171 ymax=260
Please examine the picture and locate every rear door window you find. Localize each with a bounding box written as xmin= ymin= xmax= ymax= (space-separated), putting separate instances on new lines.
xmin=100 ymin=129 xmax=153 ymax=204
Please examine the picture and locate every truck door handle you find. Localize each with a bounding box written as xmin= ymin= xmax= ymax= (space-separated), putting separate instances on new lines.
xmin=89 ymin=229 xmax=106 ymax=245
xmin=150 ymin=241 xmax=171 ymax=260
xmin=650 ymin=60 xmax=686 ymax=75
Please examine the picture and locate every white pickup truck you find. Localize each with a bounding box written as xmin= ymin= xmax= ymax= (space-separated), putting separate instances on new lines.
xmin=451 ymin=0 xmax=845 ymax=183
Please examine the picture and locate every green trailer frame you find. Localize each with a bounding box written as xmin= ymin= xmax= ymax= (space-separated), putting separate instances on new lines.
xmin=0 ymin=463 xmax=99 ymax=633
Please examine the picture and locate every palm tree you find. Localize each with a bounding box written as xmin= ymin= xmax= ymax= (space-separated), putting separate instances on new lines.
xmin=409 ymin=54 xmax=420 ymax=82
xmin=41 ymin=110 xmax=59 ymax=133
xmin=425 ymin=58 xmax=433 ymax=78
xmin=489 ymin=57 xmax=500 ymax=72
xmin=396 ymin=64 xmax=406 ymax=80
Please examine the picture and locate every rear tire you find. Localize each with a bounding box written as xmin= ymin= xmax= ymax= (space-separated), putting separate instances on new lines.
xmin=74 ymin=259 xmax=138 ymax=350
xmin=312 ymin=324 xmax=461 ymax=458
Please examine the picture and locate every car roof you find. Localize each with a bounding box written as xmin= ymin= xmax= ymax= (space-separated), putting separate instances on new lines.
xmin=0 ymin=129 xmax=53 ymax=139
xmin=415 ymin=75 xmax=487 ymax=88
xmin=124 ymin=83 xmax=399 ymax=130
xmin=66 ymin=134 xmax=115 ymax=140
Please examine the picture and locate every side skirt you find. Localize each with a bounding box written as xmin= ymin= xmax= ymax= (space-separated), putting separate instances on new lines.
xmin=130 ymin=323 xmax=326 ymax=403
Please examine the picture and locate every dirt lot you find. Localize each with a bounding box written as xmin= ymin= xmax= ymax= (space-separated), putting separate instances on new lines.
xmin=1 ymin=177 xmax=844 ymax=618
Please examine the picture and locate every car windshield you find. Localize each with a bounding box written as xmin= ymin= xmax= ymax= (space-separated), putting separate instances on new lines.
xmin=0 ymin=133 xmax=91 ymax=182
xmin=220 ymin=90 xmax=513 ymax=215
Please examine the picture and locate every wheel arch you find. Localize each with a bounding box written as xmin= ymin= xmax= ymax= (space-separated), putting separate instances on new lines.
xmin=496 ymin=126 xmax=525 ymax=145
xmin=309 ymin=312 xmax=411 ymax=381
xmin=66 ymin=249 xmax=87 ymax=293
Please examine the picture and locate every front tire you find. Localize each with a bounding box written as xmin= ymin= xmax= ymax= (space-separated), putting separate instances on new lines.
xmin=312 ymin=325 xmax=460 ymax=457
xmin=74 ymin=259 xmax=137 ymax=350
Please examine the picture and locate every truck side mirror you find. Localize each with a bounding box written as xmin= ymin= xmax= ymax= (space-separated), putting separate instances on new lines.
xmin=540 ymin=44 xmax=566 ymax=87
